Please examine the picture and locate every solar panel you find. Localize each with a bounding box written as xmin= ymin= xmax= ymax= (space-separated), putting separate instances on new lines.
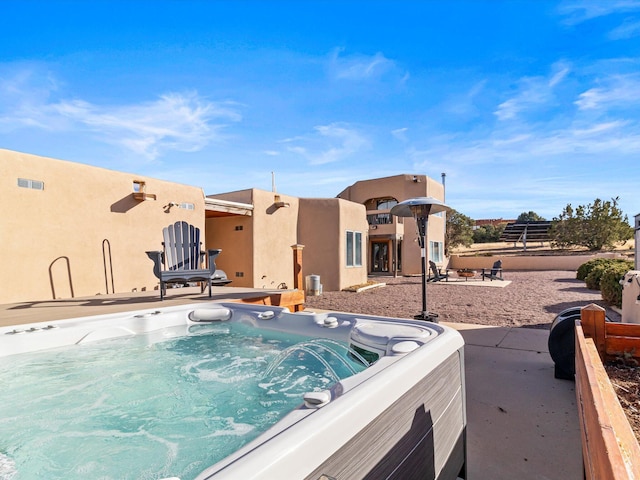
xmin=499 ymin=221 xmax=552 ymax=243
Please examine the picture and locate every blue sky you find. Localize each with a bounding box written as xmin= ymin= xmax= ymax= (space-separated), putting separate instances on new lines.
xmin=1 ymin=1 xmax=639 ymax=220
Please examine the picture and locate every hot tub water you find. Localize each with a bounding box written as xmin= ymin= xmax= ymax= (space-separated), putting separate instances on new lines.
xmin=0 ymin=323 xmax=364 ymax=480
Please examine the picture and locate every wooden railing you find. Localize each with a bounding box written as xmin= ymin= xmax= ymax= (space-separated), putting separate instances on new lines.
xmin=575 ymin=304 xmax=640 ymax=480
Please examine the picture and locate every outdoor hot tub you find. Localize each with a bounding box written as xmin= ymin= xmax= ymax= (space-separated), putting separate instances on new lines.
xmin=0 ymin=303 xmax=466 ymax=480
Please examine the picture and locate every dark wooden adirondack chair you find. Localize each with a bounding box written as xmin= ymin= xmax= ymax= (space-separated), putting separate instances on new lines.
xmin=427 ymin=260 xmax=449 ymax=282
xmin=146 ymin=221 xmax=231 ymax=299
xmin=481 ymin=260 xmax=504 ymax=281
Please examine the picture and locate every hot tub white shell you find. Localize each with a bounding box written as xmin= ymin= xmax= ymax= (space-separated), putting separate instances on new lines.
xmin=0 ymin=303 xmax=466 ymax=480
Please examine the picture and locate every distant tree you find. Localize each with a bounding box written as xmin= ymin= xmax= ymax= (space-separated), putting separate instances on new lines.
xmin=517 ymin=211 xmax=546 ymax=222
xmin=472 ymin=223 xmax=506 ymax=243
xmin=445 ymin=209 xmax=474 ymax=254
xmin=550 ymin=197 xmax=633 ymax=251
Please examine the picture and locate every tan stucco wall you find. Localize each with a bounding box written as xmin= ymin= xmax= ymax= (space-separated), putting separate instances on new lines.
xmin=206 ymin=189 xmax=300 ymax=289
xmin=205 ymin=213 xmax=254 ymax=286
xmin=337 ymin=173 xmax=444 ymax=203
xmin=337 ymin=199 xmax=371 ymax=289
xmin=448 ymin=252 xmax=627 ymax=271
xmin=206 ymin=190 xmax=368 ymax=291
xmin=251 ymin=190 xmax=300 ymax=289
xmin=205 ymin=190 xmax=255 ymax=287
xmin=1 ymin=149 xmax=205 ymax=304
xmin=299 ymin=198 xmax=368 ymax=291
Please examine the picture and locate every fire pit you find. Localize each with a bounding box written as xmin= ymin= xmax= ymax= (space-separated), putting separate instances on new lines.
xmin=457 ymin=269 xmax=476 ymax=280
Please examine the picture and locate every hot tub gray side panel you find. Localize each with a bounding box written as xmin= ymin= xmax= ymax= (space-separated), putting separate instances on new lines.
xmin=303 ymin=350 xmax=465 ymax=480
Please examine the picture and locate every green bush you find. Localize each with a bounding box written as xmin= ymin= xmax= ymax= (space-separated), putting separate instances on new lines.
xmin=600 ymin=261 xmax=634 ymax=307
xmin=577 ymin=258 xmax=634 ymax=283
xmin=577 ymin=258 xmax=611 ymax=281
xmin=585 ymin=264 xmax=609 ymax=290
xmin=582 ymin=259 xmax=634 ymax=290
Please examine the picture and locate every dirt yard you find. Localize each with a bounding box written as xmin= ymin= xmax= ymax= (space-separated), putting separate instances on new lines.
xmin=305 ymin=270 xmax=620 ymax=328
xmin=605 ymin=363 xmax=640 ymax=442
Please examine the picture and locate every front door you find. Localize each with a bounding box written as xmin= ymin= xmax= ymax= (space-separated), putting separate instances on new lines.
xmin=371 ymin=241 xmax=389 ymax=272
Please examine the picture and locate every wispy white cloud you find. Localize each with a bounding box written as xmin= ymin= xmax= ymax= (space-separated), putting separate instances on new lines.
xmin=441 ymin=80 xmax=487 ymax=118
xmin=53 ymin=93 xmax=240 ymax=159
xmin=283 ymin=122 xmax=369 ymax=165
xmin=391 ymin=127 xmax=409 ymax=141
xmin=0 ymin=63 xmax=64 ymax=130
xmin=558 ymin=0 xmax=640 ymax=25
xmin=575 ymin=73 xmax=640 ymax=110
xmin=549 ymin=66 xmax=570 ymax=87
xmin=328 ymin=48 xmax=403 ymax=81
xmin=494 ymin=63 xmax=570 ymax=121
xmin=0 ymin=66 xmax=241 ymax=160
xmin=609 ymin=18 xmax=640 ymax=39
xmin=413 ymin=118 xmax=640 ymax=169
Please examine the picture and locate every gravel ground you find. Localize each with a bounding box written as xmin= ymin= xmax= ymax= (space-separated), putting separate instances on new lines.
xmin=305 ymin=270 xmax=621 ymax=329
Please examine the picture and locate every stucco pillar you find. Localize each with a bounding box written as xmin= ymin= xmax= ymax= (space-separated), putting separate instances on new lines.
xmin=291 ymin=244 xmax=305 ymax=291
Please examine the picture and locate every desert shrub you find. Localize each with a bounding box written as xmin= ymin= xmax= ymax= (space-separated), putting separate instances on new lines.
xmin=551 ymin=197 xmax=633 ymax=251
xmin=585 ymin=264 xmax=609 ymax=290
xmin=600 ymin=261 xmax=634 ymax=307
xmin=583 ymin=259 xmax=633 ymax=290
xmin=577 ymin=258 xmax=633 ymax=281
xmin=577 ymin=258 xmax=612 ymax=281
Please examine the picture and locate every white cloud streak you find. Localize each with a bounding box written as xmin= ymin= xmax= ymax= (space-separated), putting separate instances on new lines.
xmin=0 ymin=67 xmax=241 ymax=160
xmin=283 ymin=123 xmax=369 ymax=165
xmin=413 ymin=119 xmax=640 ymax=169
xmin=575 ymin=74 xmax=640 ymax=110
xmin=609 ymin=18 xmax=640 ymax=39
xmin=328 ymin=48 xmax=404 ymax=82
xmin=52 ymin=93 xmax=240 ymax=159
xmin=494 ymin=63 xmax=570 ymax=121
xmin=558 ymin=0 xmax=640 ymax=25
xmin=391 ymin=127 xmax=409 ymax=141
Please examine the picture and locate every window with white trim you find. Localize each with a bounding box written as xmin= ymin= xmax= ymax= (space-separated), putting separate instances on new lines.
xmin=429 ymin=241 xmax=444 ymax=263
xmin=346 ymin=231 xmax=363 ymax=267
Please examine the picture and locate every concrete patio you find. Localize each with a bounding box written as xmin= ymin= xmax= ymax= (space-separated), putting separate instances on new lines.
xmin=447 ymin=322 xmax=582 ymax=479
xmin=0 ymin=286 xmax=583 ymax=479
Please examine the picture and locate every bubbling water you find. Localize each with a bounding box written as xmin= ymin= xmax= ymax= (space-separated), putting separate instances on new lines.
xmin=0 ymin=323 xmax=366 ymax=480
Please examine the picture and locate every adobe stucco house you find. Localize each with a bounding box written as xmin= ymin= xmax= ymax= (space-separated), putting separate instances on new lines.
xmin=1 ymin=149 xmax=446 ymax=304
xmin=204 ymin=189 xmax=368 ymax=293
xmin=338 ymin=174 xmax=446 ymax=276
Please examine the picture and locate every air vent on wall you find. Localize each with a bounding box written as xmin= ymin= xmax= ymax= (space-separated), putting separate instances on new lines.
xmin=17 ymin=178 xmax=44 ymax=190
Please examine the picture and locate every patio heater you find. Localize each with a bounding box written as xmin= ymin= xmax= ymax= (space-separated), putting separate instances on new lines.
xmin=391 ymin=197 xmax=451 ymax=322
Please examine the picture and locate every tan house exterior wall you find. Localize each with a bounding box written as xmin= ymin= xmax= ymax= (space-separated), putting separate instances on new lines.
xmin=337 ymin=174 xmax=446 ymax=275
xmin=1 ymin=149 xmax=206 ymax=304
xmin=298 ymin=198 xmax=369 ymax=292
xmin=205 ymin=190 xmax=368 ymax=292
xmin=205 ymin=189 xmax=301 ymax=289
xmin=2 ymin=150 xmax=413 ymax=304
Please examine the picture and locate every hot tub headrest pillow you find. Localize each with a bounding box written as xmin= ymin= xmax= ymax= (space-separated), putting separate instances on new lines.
xmin=188 ymin=308 xmax=232 ymax=322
